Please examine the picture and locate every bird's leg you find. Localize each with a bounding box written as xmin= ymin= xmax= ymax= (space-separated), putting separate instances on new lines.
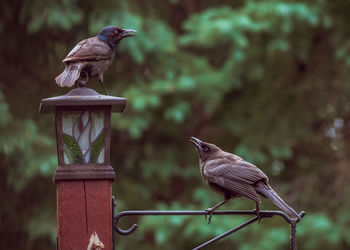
xmin=98 ymin=75 xmax=109 ymax=95
xmin=254 ymin=202 xmax=262 ymax=223
xmin=76 ymin=70 xmax=89 ymax=87
xmin=100 ymin=81 xmax=109 ymax=96
xmin=205 ymin=199 xmax=228 ymax=224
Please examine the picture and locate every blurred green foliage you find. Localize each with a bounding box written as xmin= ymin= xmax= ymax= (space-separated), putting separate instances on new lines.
xmin=1 ymin=0 xmax=350 ymax=249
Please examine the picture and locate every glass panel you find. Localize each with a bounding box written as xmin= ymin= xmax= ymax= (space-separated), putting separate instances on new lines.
xmin=97 ymin=148 xmax=105 ymax=164
xmin=62 ymin=110 xmax=105 ymax=164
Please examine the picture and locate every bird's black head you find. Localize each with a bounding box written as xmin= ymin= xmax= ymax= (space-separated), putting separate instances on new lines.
xmin=97 ymin=26 xmax=136 ymax=50
xmin=189 ymin=137 xmax=221 ymax=161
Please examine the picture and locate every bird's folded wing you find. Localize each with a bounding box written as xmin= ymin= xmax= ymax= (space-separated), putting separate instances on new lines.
xmin=63 ymin=37 xmax=112 ymax=62
xmin=226 ymin=160 xmax=269 ymax=183
xmin=204 ymin=159 xmax=268 ymax=202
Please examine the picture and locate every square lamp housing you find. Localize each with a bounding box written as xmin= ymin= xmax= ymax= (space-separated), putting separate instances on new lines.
xmin=39 ymin=87 xmax=126 ymax=181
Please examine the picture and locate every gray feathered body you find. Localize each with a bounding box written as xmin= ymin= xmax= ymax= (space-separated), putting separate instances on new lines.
xmin=201 ymin=151 xmax=300 ymax=219
xmin=55 ymin=37 xmax=114 ymax=87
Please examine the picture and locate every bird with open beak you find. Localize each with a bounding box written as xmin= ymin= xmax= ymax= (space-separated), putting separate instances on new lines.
xmin=189 ymin=136 xmax=301 ymax=224
xmin=55 ymin=26 xmax=136 ymax=94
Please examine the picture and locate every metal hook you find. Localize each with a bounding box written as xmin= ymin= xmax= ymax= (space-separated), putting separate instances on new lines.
xmin=114 ymin=211 xmax=139 ymax=235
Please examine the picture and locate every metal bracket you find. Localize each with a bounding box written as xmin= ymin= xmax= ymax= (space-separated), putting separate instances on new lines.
xmin=112 ymin=197 xmax=305 ymax=250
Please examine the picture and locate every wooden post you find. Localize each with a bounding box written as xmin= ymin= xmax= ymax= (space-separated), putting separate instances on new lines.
xmin=56 ymin=180 xmax=112 ymax=249
xmin=40 ymin=88 xmax=126 ymax=250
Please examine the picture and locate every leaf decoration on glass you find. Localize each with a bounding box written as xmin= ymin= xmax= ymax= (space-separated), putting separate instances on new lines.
xmin=62 ymin=110 xmax=105 ymax=164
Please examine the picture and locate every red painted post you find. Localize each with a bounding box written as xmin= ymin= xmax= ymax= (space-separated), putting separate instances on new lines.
xmin=40 ymin=88 xmax=126 ymax=250
xmin=57 ymin=180 xmax=113 ymax=249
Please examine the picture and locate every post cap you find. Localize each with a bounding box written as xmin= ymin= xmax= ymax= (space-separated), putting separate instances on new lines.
xmin=39 ymin=87 xmax=127 ymax=113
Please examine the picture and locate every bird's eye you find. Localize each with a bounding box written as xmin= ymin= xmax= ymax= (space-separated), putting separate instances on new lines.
xmin=202 ymin=145 xmax=210 ymax=153
xmin=114 ymin=30 xmax=119 ymax=35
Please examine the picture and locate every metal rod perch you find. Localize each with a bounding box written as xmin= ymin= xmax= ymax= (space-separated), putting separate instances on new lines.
xmin=114 ymin=208 xmax=305 ymax=249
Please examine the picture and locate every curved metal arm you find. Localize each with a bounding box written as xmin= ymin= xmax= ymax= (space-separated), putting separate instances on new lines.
xmin=114 ymin=211 xmax=139 ymax=235
xmin=114 ymin=209 xmax=305 ymax=236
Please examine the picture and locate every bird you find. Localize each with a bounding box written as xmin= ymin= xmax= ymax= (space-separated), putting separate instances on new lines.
xmin=189 ymin=136 xmax=301 ymax=224
xmin=55 ymin=26 xmax=136 ymax=95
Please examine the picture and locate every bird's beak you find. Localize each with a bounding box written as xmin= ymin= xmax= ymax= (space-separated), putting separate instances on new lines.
xmin=121 ymin=29 xmax=137 ymax=38
xmin=189 ymin=136 xmax=202 ymax=150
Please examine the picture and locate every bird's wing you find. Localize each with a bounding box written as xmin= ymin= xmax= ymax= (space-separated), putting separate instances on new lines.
xmin=225 ymin=159 xmax=269 ymax=184
xmin=204 ymin=157 xmax=268 ymax=202
xmin=63 ymin=37 xmax=112 ymax=62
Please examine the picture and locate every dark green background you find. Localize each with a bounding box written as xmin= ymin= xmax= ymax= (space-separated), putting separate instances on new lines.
xmin=1 ymin=0 xmax=349 ymax=249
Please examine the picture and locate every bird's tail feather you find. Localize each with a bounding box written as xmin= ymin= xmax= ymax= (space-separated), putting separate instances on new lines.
xmin=55 ymin=63 xmax=84 ymax=87
xmin=255 ymin=182 xmax=300 ymax=219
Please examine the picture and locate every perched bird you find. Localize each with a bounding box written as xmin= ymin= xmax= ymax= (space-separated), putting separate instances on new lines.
xmin=55 ymin=26 xmax=136 ymax=94
xmin=189 ymin=137 xmax=301 ymax=224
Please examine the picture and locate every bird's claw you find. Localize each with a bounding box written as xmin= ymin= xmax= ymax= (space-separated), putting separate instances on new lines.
xmin=76 ymin=71 xmax=89 ymax=87
xmin=204 ymin=208 xmax=214 ymax=224
xmin=254 ymin=208 xmax=262 ymax=223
